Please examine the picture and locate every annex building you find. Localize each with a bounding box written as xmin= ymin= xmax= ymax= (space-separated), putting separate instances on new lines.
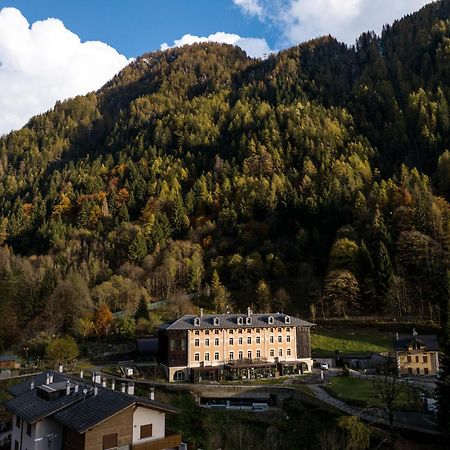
xmin=393 ymin=330 xmax=440 ymax=376
xmin=158 ymin=309 xmax=314 ymax=382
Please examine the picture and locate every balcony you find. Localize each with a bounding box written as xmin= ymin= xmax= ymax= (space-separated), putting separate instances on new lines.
xmin=132 ymin=432 xmax=182 ymax=450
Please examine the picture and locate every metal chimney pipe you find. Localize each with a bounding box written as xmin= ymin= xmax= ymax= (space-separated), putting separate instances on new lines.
xmin=94 ymin=386 xmax=99 ymax=396
xmin=45 ymin=374 xmax=50 ymax=385
xmin=30 ymin=380 xmax=35 ymax=390
xmin=127 ymin=383 xmax=135 ymax=396
xmin=74 ymin=385 xmax=79 ymax=394
xmin=66 ymin=381 xmax=70 ymax=395
xmin=102 ymin=379 xmax=107 ymax=388
xmin=149 ymin=388 xmax=155 ymax=401
xmin=58 ymin=364 xmax=63 ymax=373
xmin=200 ymin=308 xmax=204 ymax=317
xmin=49 ymin=374 xmax=54 ymax=384
xmin=80 ymin=370 xmax=83 ymax=379
xmin=111 ymin=379 xmax=116 ymax=390
xmin=121 ymin=383 xmax=126 ymax=393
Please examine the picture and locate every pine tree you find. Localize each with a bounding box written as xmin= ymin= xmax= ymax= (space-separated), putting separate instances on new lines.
xmin=135 ymin=296 xmax=149 ymax=321
xmin=128 ymin=232 xmax=148 ymax=263
xmin=211 ymin=270 xmax=232 ymax=313
xmin=376 ymin=242 xmax=394 ymax=312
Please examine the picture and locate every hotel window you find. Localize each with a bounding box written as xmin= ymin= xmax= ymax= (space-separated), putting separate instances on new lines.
xmin=270 ymin=328 xmax=274 ymax=332
xmin=408 ymin=367 xmax=413 ymax=374
xmin=287 ymin=348 xmax=292 ymax=356
xmin=415 ymin=356 xmax=419 ymax=363
xmin=423 ymin=355 xmax=428 ymax=363
xmin=194 ymin=339 xmax=200 ymax=347
xmin=247 ymin=328 xmax=252 ymax=333
xmin=214 ymin=352 xmax=220 ymax=361
xmin=194 ymin=318 xmax=200 ymax=326
xmin=256 ymin=328 xmax=260 ymax=333
xmin=205 ymin=352 xmax=210 ymax=362
xmin=270 ymin=349 xmax=275 ymax=357
xmin=424 ymin=368 xmax=429 ymax=374
xmin=239 ymin=337 xmax=243 ymax=345
xmin=407 ymin=355 xmax=411 ymax=362
xmin=230 ymin=351 xmax=234 ymax=360
xmin=278 ymin=327 xmax=282 ymax=332
xmin=194 ymin=353 xmax=200 ymax=361
xmin=205 ymin=338 xmax=210 ymax=347
xmin=214 ymin=317 xmax=220 ymax=326
xmin=247 ymin=337 xmax=252 ymax=344
xmin=238 ymin=317 xmax=244 ymax=325
xmin=238 ymin=329 xmax=243 ymax=334
xmin=270 ymin=336 xmax=274 ymax=344
xmin=278 ymin=349 xmax=283 ymax=357
xmin=26 ymin=422 xmax=32 ymax=437
xmin=248 ymin=350 xmax=252 ymax=359
xmin=278 ymin=335 xmax=282 ymax=343
xmin=256 ymin=350 xmax=261 ymax=358
xmin=195 ymin=330 xmax=200 ymax=335
xmin=229 ymin=337 xmax=234 ymax=345
xmin=215 ymin=330 xmax=219 ymax=334
xmin=215 ymin=338 xmax=220 ymax=346
xmin=286 ymin=335 xmax=291 ymax=343
xmin=416 ymin=368 xmax=420 ymax=374
xmin=140 ymin=424 xmax=153 ymax=439
xmin=286 ymin=327 xmax=291 ymax=332
xmin=238 ymin=351 xmax=243 ymax=359
xmin=268 ymin=316 xmax=274 ymax=325
xmin=205 ymin=330 xmax=210 ymax=335
xmin=102 ymin=433 xmax=118 ymax=450
xmin=256 ymin=336 xmax=261 ymax=344
xmin=229 ymin=330 xmax=234 ymax=334
xmin=246 ymin=317 xmax=252 ymax=325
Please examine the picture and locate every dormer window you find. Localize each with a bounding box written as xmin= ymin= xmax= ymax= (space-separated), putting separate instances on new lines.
xmin=214 ymin=317 xmax=220 ymax=326
xmin=237 ymin=317 xmax=244 ymax=325
xmin=268 ymin=316 xmax=274 ymax=325
xmin=285 ymin=316 xmax=291 ymax=324
xmin=194 ymin=318 xmax=200 ymax=326
xmin=246 ymin=317 xmax=252 ymax=325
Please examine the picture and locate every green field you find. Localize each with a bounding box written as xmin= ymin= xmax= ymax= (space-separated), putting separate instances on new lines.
xmin=326 ymin=377 xmax=421 ymax=410
xmin=311 ymin=328 xmax=392 ymax=356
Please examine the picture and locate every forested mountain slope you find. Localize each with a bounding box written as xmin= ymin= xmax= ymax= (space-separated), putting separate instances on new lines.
xmin=0 ymin=0 xmax=449 ymax=346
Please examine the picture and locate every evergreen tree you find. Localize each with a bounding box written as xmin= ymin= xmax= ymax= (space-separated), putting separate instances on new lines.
xmin=135 ymin=296 xmax=149 ymax=321
xmin=376 ymin=242 xmax=394 ymax=312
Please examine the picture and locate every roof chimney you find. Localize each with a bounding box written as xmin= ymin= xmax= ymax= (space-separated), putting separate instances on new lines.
xmin=94 ymin=386 xmax=99 ymax=397
xmin=412 ymin=328 xmax=418 ymax=336
xmin=58 ymin=363 xmax=63 ymax=373
xmin=102 ymin=378 xmax=107 ymax=388
xmin=45 ymin=374 xmax=50 ymax=385
xmin=30 ymin=380 xmax=35 ymax=390
xmin=121 ymin=383 xmax=126 ymax=393
xmin=200 ymin=308 xmax=204 ymax=317
xmin=111 ymin=379 xmax=116 ymax=390
xmin=247 ymin=307 xmax=252 ymax=316
xmin=66 ymin=380 xmax=70 ymax=396
xmin=395 ymin=332 xmax=399 ymax=340
xmin=149 ymin=388 xmax=155 ymax=401
xmin=79 ymin=370 xmax=83 ymax=379
xmin=49 ymin=374 xmax=54 ymax=384
xmin=74 ymin=385 xmax=79 ymax=394
xmin=127 ymin=383 xmax=135 ymax=396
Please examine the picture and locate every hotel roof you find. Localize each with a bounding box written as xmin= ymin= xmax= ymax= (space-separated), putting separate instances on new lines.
xmin=159 ymin=313 xmax=315 ymax=330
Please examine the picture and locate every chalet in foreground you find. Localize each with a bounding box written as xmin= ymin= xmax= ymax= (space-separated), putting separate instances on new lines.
xmin=158 ymin=309 xmax=314 ymax=382
xmin=6 ymin=371 xmax=181 ymax=450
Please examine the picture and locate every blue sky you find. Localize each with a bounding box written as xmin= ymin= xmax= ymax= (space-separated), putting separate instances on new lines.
xmin=0 ymin=0 xmax=434 ymax=135
xmin=2 ymin=0 xmax=271 ymax=57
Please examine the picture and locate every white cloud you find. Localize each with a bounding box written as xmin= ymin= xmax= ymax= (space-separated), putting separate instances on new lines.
xmin=234 ymin=0 xmax=435 ymax=45
xmin=232 ymin=0 xmax=264 ymax=19
xmin=161 ymin=31 xmax=274 ymax=59
xmin=0 ymin=7 xmax=131 ymax=136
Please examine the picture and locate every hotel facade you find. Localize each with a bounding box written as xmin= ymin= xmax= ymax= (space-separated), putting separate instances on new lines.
xmin=158 ymin=310 xmax=314 ymax=382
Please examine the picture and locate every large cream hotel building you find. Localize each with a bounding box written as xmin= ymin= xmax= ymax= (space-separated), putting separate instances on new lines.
xmin=158 ymin=309 xmax=314 ymax=382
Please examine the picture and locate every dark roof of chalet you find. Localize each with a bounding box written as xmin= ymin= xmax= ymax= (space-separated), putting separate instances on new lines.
xmin=159 ymin=313 xmax=315 ymax=331
xmin=393 ymin=335 xmax=439 ymax=352
xmin=0 ymin=355 xmax=17 ymax=362
xmin=6 ymin=371 xmax=178 ymax=432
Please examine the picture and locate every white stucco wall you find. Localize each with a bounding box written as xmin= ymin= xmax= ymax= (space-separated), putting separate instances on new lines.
xmin=132 ymin=406 xmax=165 ymax=444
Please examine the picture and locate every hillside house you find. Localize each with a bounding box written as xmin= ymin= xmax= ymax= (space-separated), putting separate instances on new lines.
xmin=5 ymin=370 xmax=181 ymax=450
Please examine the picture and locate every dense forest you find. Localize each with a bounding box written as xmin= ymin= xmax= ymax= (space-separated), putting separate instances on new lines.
xmin=0 ymin=0 xmax=450 ymax=350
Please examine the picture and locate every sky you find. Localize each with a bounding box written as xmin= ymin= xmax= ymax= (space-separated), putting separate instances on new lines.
xmin=0 ymin=0 xmax=436 ymax=135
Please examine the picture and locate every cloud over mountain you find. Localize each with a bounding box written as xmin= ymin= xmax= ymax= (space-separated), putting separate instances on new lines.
xmin=161 ymin=31 xmax=273 ymax=59
xmin=233 ymin=0 xmax=434 ymax=45
xmin=0 ymin=7 xmax=131 ymax=135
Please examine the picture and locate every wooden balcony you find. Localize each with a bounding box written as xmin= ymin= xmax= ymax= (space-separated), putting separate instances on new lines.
xmin=132 ymin=431 xmax=182 ymax=450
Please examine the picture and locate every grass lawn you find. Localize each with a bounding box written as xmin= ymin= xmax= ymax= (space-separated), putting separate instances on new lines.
xmin=326 ymin=376 xmax=421 ymax=411
xmin=311 ymin=328 xmax=392 ymax=356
